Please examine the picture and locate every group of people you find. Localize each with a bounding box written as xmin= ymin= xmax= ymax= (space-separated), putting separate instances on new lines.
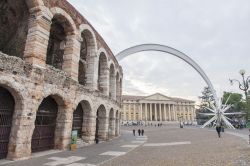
xmin=133 ymin=129 xmax=144 ymax=136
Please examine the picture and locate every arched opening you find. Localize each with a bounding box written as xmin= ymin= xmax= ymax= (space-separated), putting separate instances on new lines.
xmin=31 ymin=96 xmax=58 ymax=153
xmin=116 ymin=73 xmax=120 ymax=101
xmin=0 ymin=87 xmax=15 ymax=159
xmin=98 ymin=53 xmax=108 ymax=93
xmin=108 ymin=108 xmax=115 ymax=139
xmin=115 ymin=110 xmax=119 ymax=136
xmin=109 ymin=64 xmax=116 ymax=99
xmin=96 ymin=105 xmax=107 ymax=140
xmin=72 ymin=104 xmax=83 ymax=139
xmin=0 ymin=0 xmax=29 ymax=58
xmin=78 ymin=30 xmax=96 ymax=86
xmin=119 ymin=78 xmax=122 ymax=103
xmin=46 ymin=15 xmax=73 ymax=69
xmin=80 ymin=100 xmax=92 ymax=142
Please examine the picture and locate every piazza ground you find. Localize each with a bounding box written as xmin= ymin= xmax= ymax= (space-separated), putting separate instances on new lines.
xmin=1 ymin=124 xmax=250 ymax=166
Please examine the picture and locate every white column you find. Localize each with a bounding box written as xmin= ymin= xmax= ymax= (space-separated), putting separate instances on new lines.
xmin=168 ymin=104 xmax=171 ymax=121
xmin=159 ymin=104 xmax=162 ymax=121
xmin=150 ymin=103 xmax=152 ymax=121
xmin=145 ymin=103 xmax=148 ymax=121
xmin=154 ymin=103 xmax=157 ymax=121
xmin=140 ymin=103 xmax=142 ymax=121
xmin=128 ymin=104 xmax=131 ymax=121
xmin=164 ymin=104 xmax=167 ymax=121
xmin=133 ymin=103 xmax=136 ymax=121
xmin=173 ymin=105 xmax=176 ymax=121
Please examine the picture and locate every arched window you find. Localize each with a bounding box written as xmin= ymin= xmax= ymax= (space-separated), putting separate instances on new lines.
xmin=46 ymin=16 xmax=67 ymax=69
xmin=78 ymin=29 xmax=96 ymax=86
xmin=109 ymin=64 xmax=116 ymax=99
xmin=0 ymin=87 xmax=15 ymax=159
xmin=98 ymin=53 xmax=108 ymax=93
xmin=96 ymin=105 xmax=107 ymax=140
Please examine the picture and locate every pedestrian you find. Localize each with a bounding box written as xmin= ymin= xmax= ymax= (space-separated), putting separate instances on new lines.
xmin=138 ymin=129 xmax=141 ymax=136
xmin=141 ymin=129 xmax=144 ymax=136
xmin=133 ymin=129 xmax=135 ymax=136
xmin=216 ymin=123 xmax=222 ymax=138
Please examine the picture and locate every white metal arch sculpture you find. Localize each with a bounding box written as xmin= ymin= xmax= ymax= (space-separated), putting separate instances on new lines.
xmin=116 ymin=44 xmax=236 ymax=129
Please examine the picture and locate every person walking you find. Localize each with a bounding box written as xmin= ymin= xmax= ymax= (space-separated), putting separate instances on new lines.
xmin=141 ymin=129 xmax=144 ymax=136
xmin=216 ymin=123 xmax=222 ymax=138
xmin=138 ymin=129 xmax=141 ymax=136
xmin=133 ymin=129 xmax=135 ymax=136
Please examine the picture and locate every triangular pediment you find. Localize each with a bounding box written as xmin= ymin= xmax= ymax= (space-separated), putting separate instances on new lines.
xmin=141 ymin=93 xmax=172 ymax=101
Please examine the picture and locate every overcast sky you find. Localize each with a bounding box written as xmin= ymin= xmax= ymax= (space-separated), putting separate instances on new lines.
xmin=68 ymin=0 xmax=250 ymax=103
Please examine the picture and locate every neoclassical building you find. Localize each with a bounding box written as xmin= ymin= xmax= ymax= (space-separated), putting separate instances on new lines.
xmin=121 ymin=93 xmax=196 ymax=123
xmin=0 ymin=0 xmax=122 ymax=160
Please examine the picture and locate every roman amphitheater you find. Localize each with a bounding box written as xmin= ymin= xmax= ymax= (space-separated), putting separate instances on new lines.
xmin=0 ymin=0 xmax=123 ymax=160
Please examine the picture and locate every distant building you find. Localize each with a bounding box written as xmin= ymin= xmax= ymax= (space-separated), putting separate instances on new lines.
xmin=121 ymin=93 xmax=196 ymax=123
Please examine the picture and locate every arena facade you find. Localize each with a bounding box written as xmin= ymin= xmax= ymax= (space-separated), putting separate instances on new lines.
xmin=0 ymin=0 xmax=123 ymax=160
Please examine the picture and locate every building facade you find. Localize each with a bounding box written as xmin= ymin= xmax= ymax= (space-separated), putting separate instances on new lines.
xmin=0 ymin=0 xmax=122 ymax=160
xmin=122 ymin=93 xmax=196 ymax=123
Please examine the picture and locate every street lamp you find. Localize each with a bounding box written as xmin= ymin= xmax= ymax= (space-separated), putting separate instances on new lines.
xmin=229 ymin=69 xmax=250 ymax=123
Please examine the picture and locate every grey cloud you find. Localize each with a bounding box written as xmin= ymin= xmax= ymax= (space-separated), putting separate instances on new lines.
xmin=69 ymin=0 xmax=250 ymax=102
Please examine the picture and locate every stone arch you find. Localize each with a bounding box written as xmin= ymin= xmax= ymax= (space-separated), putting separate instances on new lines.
xmin=72 ymin=103 xmax=84 ymax=139
xmin=115 ymin=110 xmax=120 ymax=136
xmin=31 ymin=95 xmax=63 ymax=152
xmin=78 ymin=24 xmax=97 ymax=87
xmin=75 ymin=100 xmax=93 ymax=143
xmin=119 ymin=78 xmax=123 ymax=103
xmin=0 ymin=0 xmax=30 ymax=58
xmin=109 ymin=63 xmax=116 ymax=100
xmin=0 ymin=85 xmax=20 ymax=159
xmin=96 ymin=104 xmax=108 ymax=141
xmin=108 ymin=108 xmax=115 ymax=139
xmin=116 ymin=72 xmax=120 ymax=102
xmin=31 ymin=92 xmax=68 ymax=152
xmin=98 ymin=51 xmax=108 ymax=94
xmin=46 ymin=8 xmax=76 ymax=70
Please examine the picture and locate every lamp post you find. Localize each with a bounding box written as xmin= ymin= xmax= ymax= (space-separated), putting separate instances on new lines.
xmin=229 ymin=69 xmax=250 ymax=124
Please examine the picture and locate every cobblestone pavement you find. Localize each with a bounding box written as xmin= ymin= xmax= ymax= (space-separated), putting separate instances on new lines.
xmin=1 ymin=124 xmax=250 ymax=166
xmin=101 ymin=125 xmax=250 ymax=166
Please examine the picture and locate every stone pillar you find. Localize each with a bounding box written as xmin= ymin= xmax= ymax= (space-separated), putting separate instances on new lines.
xmin=164 ymin=104 xmax=167 ymax=121
xmin=110 ymin=72 xmax=116 ymax=100
xmin=101 ymin=67 xmax=110 ymax=96
xmin=115 ymin=117 xmax=120 ymax=136
xmin=128 ymin=104 xmax=131 ymax=121
xmin=98 ymin=116 xmax=109 ymax=140
xmin=108 ymin=117 xmax=116 ymax=139
xmin=145 ymin=103 xmax=148 ymax=121
xmin=62 ymin=34 xmax=81 ymax=81
xmin=82 ymin=115 xmax=96 ymax=143
xmin=150 ymin=103 xmax=152 ymax=121
xmin=154 ymin=103 xmax=157 ymax=121
xmin=140 ymin=103 xmax=143 ymax=121
xmin=7 ymin=96 xmax=36 ymax=160
xmin=133 ymin=103 xmax=136 ymax=121
xmin=173 ymin=104 xmax=177 ymax=121
xmin=54 ymin=102 xmax=74 ymax=150
xmin=159 ymin=104 xmax=162 ymax=121
xmin=24 ymin=10 xmax=52 ymax=67
xmin=168 ymin=104 xmax=171 ymax=121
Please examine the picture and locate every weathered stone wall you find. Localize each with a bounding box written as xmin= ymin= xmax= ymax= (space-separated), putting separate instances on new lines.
xmin=0 ymin=52 xmax=121 ymax=160
xmin=0 ymin=0 xmax=123 ymax=161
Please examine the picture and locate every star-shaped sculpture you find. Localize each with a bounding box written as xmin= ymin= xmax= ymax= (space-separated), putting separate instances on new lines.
xmin=200 ymin=95 xmax=245 ymax=129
